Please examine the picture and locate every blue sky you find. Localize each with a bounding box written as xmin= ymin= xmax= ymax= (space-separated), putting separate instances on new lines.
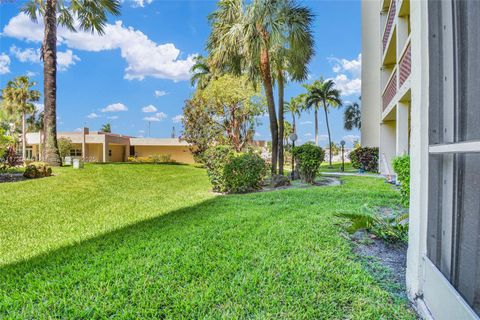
xmin=0 ymin=0 xmax=361 ymax=147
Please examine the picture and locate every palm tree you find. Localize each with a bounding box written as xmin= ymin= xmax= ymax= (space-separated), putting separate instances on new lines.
xmin=190 ymin=55 xmax=212 ymax=89
xmin=344 ymin=102 xmax=361 ymax=130
xmin=305 ymin=78 xmax=342 ymax=166
xmin=272 ymin=4 xmax=314 ymax=174
xmin=208 ymin=0 xmax=309 ymax=174
xmin=1 ymin=76 xmax=40 ymax=161
xmin=23 ymin=0 xmax=121 ymax=166
xmin=284 ymin=94 xmax=305 ymax=133
xmin=100 ymin=123 xmax=111 ymax=133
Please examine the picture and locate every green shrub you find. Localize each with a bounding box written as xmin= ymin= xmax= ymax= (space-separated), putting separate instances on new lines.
xmin=292 ymin=143 xmax=325 ymax=184
xmin=348 ymin=147 xmax=379 ymax=172
xmin=204 ymin=145 xmax=266 ymax=193
xmin=223 ymin=153 xmax=267 ymax=193
xmin=24 ymin=162 xmax=53 ymax=179
xmin=58 ymin=137 xmax=73 ymax=159
xmin=337 ymin=205 xmax=409 ymax=243
xmin=392 ymin=155 xmax=410 ymax=207
xmin=204 ymin=145 xmax=235 ymax=193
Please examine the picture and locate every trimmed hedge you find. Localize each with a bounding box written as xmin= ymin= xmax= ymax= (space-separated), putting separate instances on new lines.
xmin=349 ymin=147 xmax=379 ymax=172
xmin=292 ymin=143 xmax=325 ymax=184
xmin=392 ymin=155 xmax=410 ymax=207
xmin=204 ymin=145 xmax=266 ymax=193
xmin=128 ymin=154 xmax=173 ymax=163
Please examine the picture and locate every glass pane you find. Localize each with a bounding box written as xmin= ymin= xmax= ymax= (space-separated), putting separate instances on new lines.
xmin=455 ymin=1 xmax=480 ymax=142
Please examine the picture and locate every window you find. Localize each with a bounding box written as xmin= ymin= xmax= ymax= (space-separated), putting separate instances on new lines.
xmin=427 ymin=0 xmax=480 ymax=315
xmin=109 ymin=150 xmax=112 ymax=157
xmin=70 ymin=149 xmax=82 ymax=157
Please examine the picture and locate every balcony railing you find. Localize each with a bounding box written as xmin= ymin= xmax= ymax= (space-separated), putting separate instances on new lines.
xmin=382 ymin=69 xmax=397 ymax=111
xmin=399 ymin=41 xmax=411 ymax=87
xmin=382 ymin=0 xmax=396 ymax=52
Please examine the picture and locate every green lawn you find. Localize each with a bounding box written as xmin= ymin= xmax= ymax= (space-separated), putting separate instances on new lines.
xmin=0 ymin=164 xmax=414 ymax=319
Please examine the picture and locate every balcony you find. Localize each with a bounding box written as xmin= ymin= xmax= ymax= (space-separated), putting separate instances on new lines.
xmin=382 ymin=0 xmax=396 ymax=53
xmin=382 ymin=68 xmax=397 ymax=111
xmin=399 ymin=40 xmax=411 ymax=88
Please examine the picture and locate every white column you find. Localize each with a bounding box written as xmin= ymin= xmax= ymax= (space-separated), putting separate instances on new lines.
xmin=379 ymin=119 xmax=396 ymax=175
xmin=103 ymin=142 xmax=108 ymax=163
xmin=396 ymin=101 xmax=409 ymax=156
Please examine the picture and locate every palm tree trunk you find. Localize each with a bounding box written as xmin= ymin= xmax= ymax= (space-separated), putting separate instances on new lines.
xmin=292 ymin=113 xmax=296 ymax=133
xmin=314 ymin=108 xmax=318 ymax=146
xmin=43 ymin=0 xmax=62 ymax=166
xmin=323 ymin=101 xmax=332 ymax=167
xmin=22 ymin=111 xmax=26 ymax=161
xmin=259 ymin=48 xmax=278 ymax=175
xmin=277 ymin=69 xmax=284 ymax=175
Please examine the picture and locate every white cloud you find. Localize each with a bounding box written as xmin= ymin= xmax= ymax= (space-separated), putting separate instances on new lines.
xmin=108 ymin=115 xmax=119 ymax=120
xmin=138 ymin=130 xmax=145 ymax=134
xmin=142 ymin=104 xmax=157 ymax=113
xmin=2 ymin=13 xmax=196 ymax=81
xmin=300 ymin=121 xmax=312 ymax=125
xmin=125 ymin=0 xmax=153 ymax=7
xmin=57 ymin=50 xmax=80 ymax=71
xmin=304 ymin=133 xmax=312 ymax=137
xmin=172 ymin=114 xmax=183 ymax=123
xmin=101 ymin=103 xmax=128 ymax=112
xmin=34 ymin=103 xmax=44 ymax=112
xmin=319 ymin=134 xmax=329 ymax=141
xmin=73 ymin=128 xmax=83 ymax=132
xmin=10 ymin=45 xmax=40 ymax=63
xmin=0 ymin=53 xmax=11 ymax=74
xmin=332 ymin=74 xmax=362 ymax=96
xmin=154 ymin=90 xmax=167 ymax=97
xmin=328 ymin=53 xmax=361 ymax=97
xmin=342 ymin=134 xmax=360 ymax=144
xmin=10 ymin=45 xmax=79 ymax=71
xmin=143 ymin=112 xmax=167 ymax=122
xmin=87 ymin=112 xmax=99 ymax=119
xmin=26 ymin=71 xmax=37 ymax=77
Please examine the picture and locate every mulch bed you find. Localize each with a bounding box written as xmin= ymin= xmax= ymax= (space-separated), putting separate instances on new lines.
xmin=0 ymin=173 xmax=27 ymax=183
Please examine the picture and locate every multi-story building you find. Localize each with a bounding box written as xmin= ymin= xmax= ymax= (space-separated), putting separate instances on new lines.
xmin=362 ymin=0 xmax=480 ymax=319
xmin=361 ymin=0 xmax=411 ymax=177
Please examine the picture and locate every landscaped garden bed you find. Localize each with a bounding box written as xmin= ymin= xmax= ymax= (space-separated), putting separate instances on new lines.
xmin=0 ymin=163 xmax=415 ymax=318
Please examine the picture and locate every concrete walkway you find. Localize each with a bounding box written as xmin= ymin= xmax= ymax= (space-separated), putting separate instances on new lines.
xmin=320 ymin=172 xmax=385 ymax=179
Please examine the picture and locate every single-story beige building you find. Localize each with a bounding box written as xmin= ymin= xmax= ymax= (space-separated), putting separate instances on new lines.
xmin=25 ymin=128 xmax=195 ymax=164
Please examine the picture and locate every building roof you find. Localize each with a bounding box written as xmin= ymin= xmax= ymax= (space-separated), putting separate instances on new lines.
xmin=129 ymin=138 xmax=190 ymax=146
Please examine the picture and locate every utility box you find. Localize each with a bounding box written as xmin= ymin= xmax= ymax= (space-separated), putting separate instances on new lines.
xmin=64 ymin=156 xmax=72 ymax=166
xmin=73 ymin=158 xmax=84 ymax=169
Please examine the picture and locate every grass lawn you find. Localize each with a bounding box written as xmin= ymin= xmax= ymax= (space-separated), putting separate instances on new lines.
xmin=0 ymin=164 xmax=414 ymax=319
xmin=318 ymin=162 xmax=355 ymax=173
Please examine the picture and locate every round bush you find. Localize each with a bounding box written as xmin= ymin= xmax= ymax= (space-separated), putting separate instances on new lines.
xmin=223 ymin=153 xmax=267 ymax=193
xmin=292 ymin=143 xmax=325 ymax=184
xmin=349 ymin=147 xmax=379 ymax=172
xmin=24 ymin=162 xmax=53 ymax=179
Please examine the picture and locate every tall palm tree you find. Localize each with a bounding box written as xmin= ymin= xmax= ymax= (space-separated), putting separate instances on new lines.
xmin=305 ymin=78 xmax=342 ymax=166
xmin=190 ymin=55 xmax=212 ymax=89
xmin=100 ymin=123 xmax=111 ymax=133
xmin=1 ymin=76 xmax=40 ymax=161
xmin=272 ymin=4 xmax=313 ymax=174
xmin=284 ymin=94 xmax=305 ymax=133
xmin=344 ymin=102 xmax=361 ymax=130
xmin=208 ymin=0 xmax=308 ymax=174
xmin=23 ymin=0 xmax=121 ymax=166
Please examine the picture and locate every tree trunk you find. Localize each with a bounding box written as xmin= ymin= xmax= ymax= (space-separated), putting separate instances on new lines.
xmin=277 ymin=69 xmax=284 ymax=175
xmin=43 ymin=0 xmax=62 ymax=166
xmin=22 ymin=111 xmax=26 ymax=161
xmin=314 ymin=108 xmax=318 ymax=146
xmin=323 ymin=101 xmax=333 ymax=167
xmin=292 ymin=113 xmax=296 ymax=133
xmin=259 ymin=48 xmax=278 ymax=175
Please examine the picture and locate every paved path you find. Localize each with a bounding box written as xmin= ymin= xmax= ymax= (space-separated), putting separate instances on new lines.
xmin=320 ymin=172 xmax=385 ymax=179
